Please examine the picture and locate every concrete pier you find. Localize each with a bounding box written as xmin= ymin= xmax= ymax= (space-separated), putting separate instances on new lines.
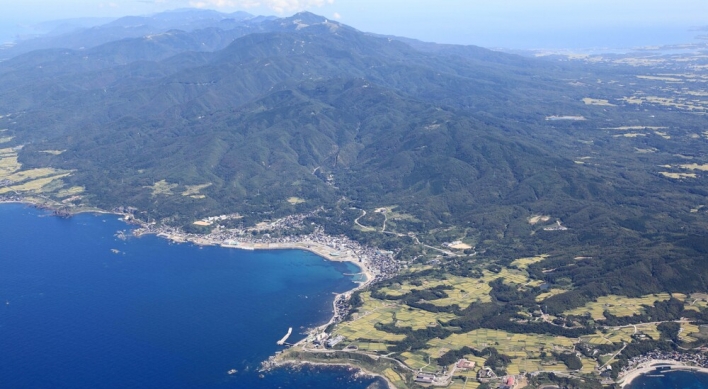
xmin=277 ymin=327 xmax=292 ymax=345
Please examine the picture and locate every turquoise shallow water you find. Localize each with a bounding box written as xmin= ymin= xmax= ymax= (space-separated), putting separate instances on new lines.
xmin=0 ymin=203 xmax=384 ymax=389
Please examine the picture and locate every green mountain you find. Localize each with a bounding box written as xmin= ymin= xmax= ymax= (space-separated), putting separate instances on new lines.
xmin=2 ymin=11 xmax=708 ymax=311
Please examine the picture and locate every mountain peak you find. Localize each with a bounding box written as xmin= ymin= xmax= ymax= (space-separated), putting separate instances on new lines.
xmin=289 ymin=11 xmax=328 ymax=24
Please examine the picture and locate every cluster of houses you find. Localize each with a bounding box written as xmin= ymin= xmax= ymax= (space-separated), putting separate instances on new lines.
xmin=413 ymin=359 xmax=518 ymax=388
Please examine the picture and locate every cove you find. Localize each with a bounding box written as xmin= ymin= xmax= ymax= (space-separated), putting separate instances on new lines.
xmin=0 ymin=203 xmax=385 ymax=389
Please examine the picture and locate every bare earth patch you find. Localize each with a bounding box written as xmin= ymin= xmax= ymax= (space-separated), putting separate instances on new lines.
xmin=660 ymin=172 xmax=697 ymax=179
xmin=287 ymin=197 xmax=306 ymax=205
xmin=448 ymin=241 xmax=473 ymax=250
xmin=680 ymin=163 xmax=708 ymax=171
xmin=40 ymin=150 xmax=65 ymax=155
xmin=528 ymin=215 xmax=551 ymax=225
xmin=182 ymin=183 xmax=212 ymax=199
xmin=583 ymin=98 xmax=615 ymax=106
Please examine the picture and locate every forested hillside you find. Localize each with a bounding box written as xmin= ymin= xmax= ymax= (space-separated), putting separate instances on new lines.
xmin=1 ymin=10 xmax=708 ymax=315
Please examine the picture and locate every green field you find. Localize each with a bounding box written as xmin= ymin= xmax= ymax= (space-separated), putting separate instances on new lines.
xmin=564 ymin=293 xmax=678 ymax=320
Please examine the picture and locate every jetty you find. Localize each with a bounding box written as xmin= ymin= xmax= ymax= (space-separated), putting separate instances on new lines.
xmin=277 ymin=327 xmax=292 ymax=345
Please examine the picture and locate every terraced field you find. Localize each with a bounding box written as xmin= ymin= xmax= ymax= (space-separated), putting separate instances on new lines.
xmin=564 ymin=293 xmax=679 ymax=320
xmin=0 ymin=147 xmax=74 ymax=197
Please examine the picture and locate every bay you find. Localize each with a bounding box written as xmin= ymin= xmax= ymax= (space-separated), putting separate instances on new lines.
xmin=627 ymin=369 xmax=708 ymax=389
xmin=0 ymin=203 xmax=384 ymax=389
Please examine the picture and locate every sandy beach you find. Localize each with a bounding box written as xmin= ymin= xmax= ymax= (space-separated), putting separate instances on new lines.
xmin=619 ymin=360 xmax=708 ymax=388
xmin=222 ymin=240 xmax=375 ymax=286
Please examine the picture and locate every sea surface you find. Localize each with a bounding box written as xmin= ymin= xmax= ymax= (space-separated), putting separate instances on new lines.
xmin=627 ymin=369 xmax=708 ymax=389
xmin=0 ymin=203 xmax=385 ymax=389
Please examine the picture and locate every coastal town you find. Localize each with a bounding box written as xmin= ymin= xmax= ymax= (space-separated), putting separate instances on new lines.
xmin=618 ymin=350 xmax=708 ymax=386
xmin=126 ymin=210 xmax=402 ymax=286
xmin=7 ymin=197 xmax=708 ymax=389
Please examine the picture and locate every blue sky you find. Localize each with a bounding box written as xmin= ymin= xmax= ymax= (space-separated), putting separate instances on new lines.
xmin=2 ymin=0 xmax=707 ymax=48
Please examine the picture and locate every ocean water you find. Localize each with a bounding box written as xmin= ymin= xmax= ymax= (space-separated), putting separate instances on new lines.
xmin=0 ymin=204 xmax=385 ymax=389
xmin=627 ymin=369 xmax=708 ymax=389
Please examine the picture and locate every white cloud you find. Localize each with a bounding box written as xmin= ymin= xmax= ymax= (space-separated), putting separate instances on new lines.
xmin=188 ymin=0 xmax=334 ymax=13
xmin=332 ymin=12 xmax=341 ymax=19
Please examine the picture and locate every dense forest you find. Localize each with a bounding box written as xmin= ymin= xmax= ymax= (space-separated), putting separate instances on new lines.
xmin=2 ymin=12 xmax=708 ymax=383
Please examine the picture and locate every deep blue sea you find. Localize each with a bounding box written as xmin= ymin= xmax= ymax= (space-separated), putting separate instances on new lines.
xmin=0 ymin=204 xmax=385 ymax=389
xmin=627 ymin=369 xmax=708 ymax=389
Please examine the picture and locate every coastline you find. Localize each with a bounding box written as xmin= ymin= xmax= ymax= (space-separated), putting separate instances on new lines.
xmin=275 ymin=360 xmax=395 ymax=389
xmin=0 ymin=198 xmax=396 ymax=387
xmin=618 ymin=360 xmax=708 ymax=388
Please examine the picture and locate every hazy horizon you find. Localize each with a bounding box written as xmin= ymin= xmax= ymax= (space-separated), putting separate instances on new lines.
xmin=1 ymin=0 xmax=707 ymax=50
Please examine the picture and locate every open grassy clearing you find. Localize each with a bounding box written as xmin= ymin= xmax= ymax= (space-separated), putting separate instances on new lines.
xmin=448 ymin=379 xmax=480 ymax=389
xmin=583 ymin=98 xmax=615 ymax=106
xmin=511 ymin=255 xmax=549 ymax=269
xmin=182 ymin=183 xmax=212 ymax=198
xmin=685 ymin=294 xmax=708 ymax=312
xmin=425 ymin=329 xmax=589 ymax=375
xmin=428 ymin=329 xmax=575 ymax=358
xmin=354 ymin=342 xmax=392 ymax=352
xmin=564 ymin=293 xmax=677 ymax=320
xmin=635 ymin=147 xmax=657 ymax=153
xmin=602 ymin=126 xmax=668 ymax=130
xmin=680 ymin=323 xmax=701 ymax=343
xmin=621 ymin=95 xmax=708 ymax=111
xmin=0 ymin=147 xmax=75 ymax=197
xmin=333 ymin=292 xmax=406 ymax=343
xmin=382 ymin=368 xmax=404 ymax=385
xmin=536 ymin=288 xmax=568 ymax=302
xmin=528 ymin=215 xmax=551 ymax=225
xmin=286 ymin=196 xmax=305 ymax=205
xmin=680 ymin=163 xmax=708 ymax=171
xmin=0 ymin=173 xmax=71 ymax=194
xmin=145 ymin=179 xmax=178 ymax=196
xmin=0 ymin=156 xmax=20 ymax=175
xmin=448 ymin=241 xmax=473 ymax=250
xmin=384 ymin=206 xmax=420 ymax=222
xmin=378 ymin=269 xmax=542 ymax=309
xmin=582 ymin=323 xmax=661 ymax=349
xmin=0 ymin=136 xmax=13 ymax=143
xmin=335 ymin=310 xmax=407 ymax=343
xmin=659 ymin=172 xmax=696 ymax=179
xmin=394 ymin=308 xmax=457 ymax=330
xmin=613 ymin=133 xmax=647 ymax=138
xmin=636 ymin=75 xmax=683 ymax=82
xmin=4 ymin=168 xmax=61 ymax=183
xmin=56 ymin=186 xmax=85 ymax=198
xmin=39 ymin=150 xmax=65 ymax=155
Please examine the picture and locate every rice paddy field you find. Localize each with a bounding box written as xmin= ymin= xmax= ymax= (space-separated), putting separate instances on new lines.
xmin=332 ymin=262 xmax=702 ymax=380
xmin=377 ymin=267 xmax=543 ymax=309
xmin=427 ymin=329 xmax=575 ymax=357
xmin=511 ymin=255 xmax=549 ymax=269
xmin=536 ymin=288 xmax=567 ymax=302
xmin=382 ymin=368 xmax=405 ymax=386
xmin=448 ymin=379 xmax=480 ymax=389
xmin=580 ymin=323 xmax=662 ymax=346
xmin=563 ymin=293 xmax=680 ymax=320
xmin=680 ymin=323 xmax=701 ymax=343
xmin=0 ymin=147 xmax=73 ymax=196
